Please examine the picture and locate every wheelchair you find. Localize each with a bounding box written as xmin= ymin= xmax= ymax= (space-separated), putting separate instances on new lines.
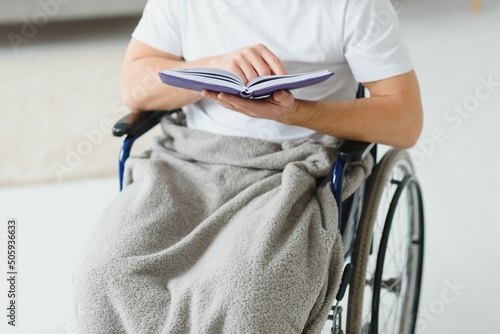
xmin=112 ymin=85 xmax=425 ymax=334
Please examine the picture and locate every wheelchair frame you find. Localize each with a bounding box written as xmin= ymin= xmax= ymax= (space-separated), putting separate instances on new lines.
xmin=112 ymin=86 xmax=424 ymax=334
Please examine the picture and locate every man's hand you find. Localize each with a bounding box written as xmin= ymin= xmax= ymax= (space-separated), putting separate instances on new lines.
xmin=201 ymin=89 xmax=299 ymax=124
xmin=203 ymin=71 xmax=423 ymax=149
xmin=209 ymin=44 xmax=287 ymax=84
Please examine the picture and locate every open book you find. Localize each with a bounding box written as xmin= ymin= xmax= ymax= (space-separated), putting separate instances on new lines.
xmin=158 ymin=68 xmax=334 ymax=99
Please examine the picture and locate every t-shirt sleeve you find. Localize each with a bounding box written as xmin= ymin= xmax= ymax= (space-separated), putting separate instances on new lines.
xmin=343 ymin=0 xmax=413 ymax=83
xmin=131 ymin=0 xmax=183 ymax=56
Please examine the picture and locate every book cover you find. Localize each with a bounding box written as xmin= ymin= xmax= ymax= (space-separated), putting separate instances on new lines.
xmin=158 ymin=67 xmax=334 ymax=99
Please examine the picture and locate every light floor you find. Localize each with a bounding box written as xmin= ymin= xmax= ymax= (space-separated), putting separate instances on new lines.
xmin=1 ymin=0 xmax=500 ymax=333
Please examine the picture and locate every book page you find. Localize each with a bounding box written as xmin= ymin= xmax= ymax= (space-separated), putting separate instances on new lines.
xmin=170 ymin=68 xmax=245 ymax=86
xmin=159 ymin=68 xmax=246 ymax=94
xmin=247 ymin=70 xmax=334 ymax=98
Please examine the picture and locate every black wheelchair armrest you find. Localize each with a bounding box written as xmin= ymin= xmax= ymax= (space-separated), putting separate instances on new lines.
xmin=336 ymin=140 xmax=375 ymax=163
xmin=112 ymin=109 xmax=181 ymax=137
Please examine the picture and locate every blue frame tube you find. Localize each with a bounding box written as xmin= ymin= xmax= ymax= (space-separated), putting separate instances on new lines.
xmin=331 ymin=158 xmax=347 ymax=230
xmin=119 ymin=135 xmax=136 ymax=191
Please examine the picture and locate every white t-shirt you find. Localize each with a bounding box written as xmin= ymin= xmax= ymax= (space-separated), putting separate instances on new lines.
xmin=132 ymin=0 xmax=413 ymax=143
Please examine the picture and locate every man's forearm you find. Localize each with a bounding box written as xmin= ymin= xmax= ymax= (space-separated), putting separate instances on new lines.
xmin=293 ymin=95 xmax=422 ymax=149
xmin=121 ymin=56 xmax=218 ymax=112
xmin=285 ymin=71 xmax=423 ymax=148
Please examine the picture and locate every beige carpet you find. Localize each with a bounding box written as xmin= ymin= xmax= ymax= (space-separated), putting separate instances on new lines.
xmin=0 ymin=18 xmax=161 ymax=187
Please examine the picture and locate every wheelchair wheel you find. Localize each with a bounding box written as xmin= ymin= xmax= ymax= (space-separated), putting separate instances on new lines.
xmin=346 ymin=149 xmax=424 ymax=334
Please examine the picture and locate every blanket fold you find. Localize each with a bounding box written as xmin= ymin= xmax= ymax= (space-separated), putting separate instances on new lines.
xmin=73 ymin=115 xmax=373 ymax=334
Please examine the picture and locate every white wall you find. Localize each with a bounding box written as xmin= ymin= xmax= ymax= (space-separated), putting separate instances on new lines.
xmin=0 ymin=0 xmax=147 ymax=25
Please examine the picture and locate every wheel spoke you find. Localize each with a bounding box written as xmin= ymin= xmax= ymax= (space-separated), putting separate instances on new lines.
xmin=380 ymin=291 xmax=399 ymax=333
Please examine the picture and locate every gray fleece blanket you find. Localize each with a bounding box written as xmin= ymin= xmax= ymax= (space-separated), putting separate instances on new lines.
xmin=73 ymin=115 xmax=372 ymax=334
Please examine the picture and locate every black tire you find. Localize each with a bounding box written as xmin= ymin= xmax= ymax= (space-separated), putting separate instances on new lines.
xmin=346 ymin=149 xmax=424 ymax=334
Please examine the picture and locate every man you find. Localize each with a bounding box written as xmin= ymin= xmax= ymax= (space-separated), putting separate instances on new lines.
xmin=74 ymin=0 xmax=422 ymax=333
xmin=121 ymin=0 xmax=422 ymax=147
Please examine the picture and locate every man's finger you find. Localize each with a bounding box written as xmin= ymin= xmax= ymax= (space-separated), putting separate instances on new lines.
xmin=236 ymin=58 xmax=260 ymax=83
xmin=259 ymin=47 xmax=287 ymax=75
xmin=244 ymin=48 xmax=273 ymax=78
xmin=226 ymin=62 xmax=249 ymax=84
xmin=202 ymin=90 xmax=244 ymax=112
